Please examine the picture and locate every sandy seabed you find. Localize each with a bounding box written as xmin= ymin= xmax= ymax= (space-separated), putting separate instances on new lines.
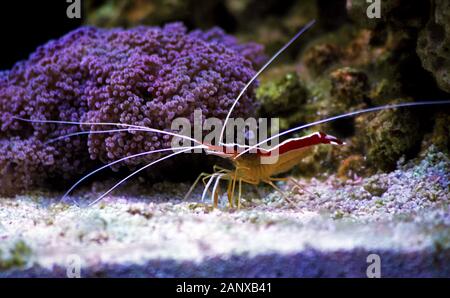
xmin=0 ymin=147 xmax=449 ymax=277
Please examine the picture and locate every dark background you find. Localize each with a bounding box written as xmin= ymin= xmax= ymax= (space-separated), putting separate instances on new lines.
xmin=0 ymin=2 xmax=83 ymax=70
xmin=0 ymin=0 xmax=347 ymax=70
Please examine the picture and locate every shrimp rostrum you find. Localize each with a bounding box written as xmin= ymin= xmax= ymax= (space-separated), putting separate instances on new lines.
xmin=12 ymin=20 xmax=450 ymax=208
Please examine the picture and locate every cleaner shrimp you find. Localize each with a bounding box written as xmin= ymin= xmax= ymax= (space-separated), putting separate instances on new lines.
xmin=12 ymin=20 xmax=450 ymax=208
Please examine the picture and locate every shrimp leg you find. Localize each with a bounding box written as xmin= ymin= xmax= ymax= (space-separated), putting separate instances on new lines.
xmin=184 ymin=172 xmax=213 ymax=200
xmin=211 ymin=174 xmax=226 ymax=208
xmin=238 ymin=179 xmax=242 ymax=209
xmin=263 ymin=180 xmax=294 ymax=205
xmin=270 ymin=177 xmax=316 ymax=197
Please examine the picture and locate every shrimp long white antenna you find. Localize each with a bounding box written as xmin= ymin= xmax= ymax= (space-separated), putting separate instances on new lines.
xmin=45 ymin=128 xmax=150 ymax=144
xmin=218 ymin=19 xmax=316 ymax=145
xmin=88 ymin=146 xmax=205 ymax=206
xmin=12 ymin=116 xmax=200 ymax=145
xmin=62 ymin=145 xmax=202 ymax=202
xmin=235 ymin=100 xmax=450 ymax=158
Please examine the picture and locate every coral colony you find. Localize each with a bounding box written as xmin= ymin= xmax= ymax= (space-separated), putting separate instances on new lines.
xmin=0 ymin=23 xmax=265 ymax=195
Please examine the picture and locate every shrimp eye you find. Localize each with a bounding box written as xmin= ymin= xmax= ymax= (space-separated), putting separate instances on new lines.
xmin=326 ymin=134 xmax=344 ymax=145
xmin=319 ymin=132 xmax=344 ymax=145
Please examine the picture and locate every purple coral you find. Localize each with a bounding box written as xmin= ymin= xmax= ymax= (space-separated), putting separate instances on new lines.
xmin=0 ymin=22 xmax=265 ymax=195
xmin=0 ymin=138 xmax=57 ymax=196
